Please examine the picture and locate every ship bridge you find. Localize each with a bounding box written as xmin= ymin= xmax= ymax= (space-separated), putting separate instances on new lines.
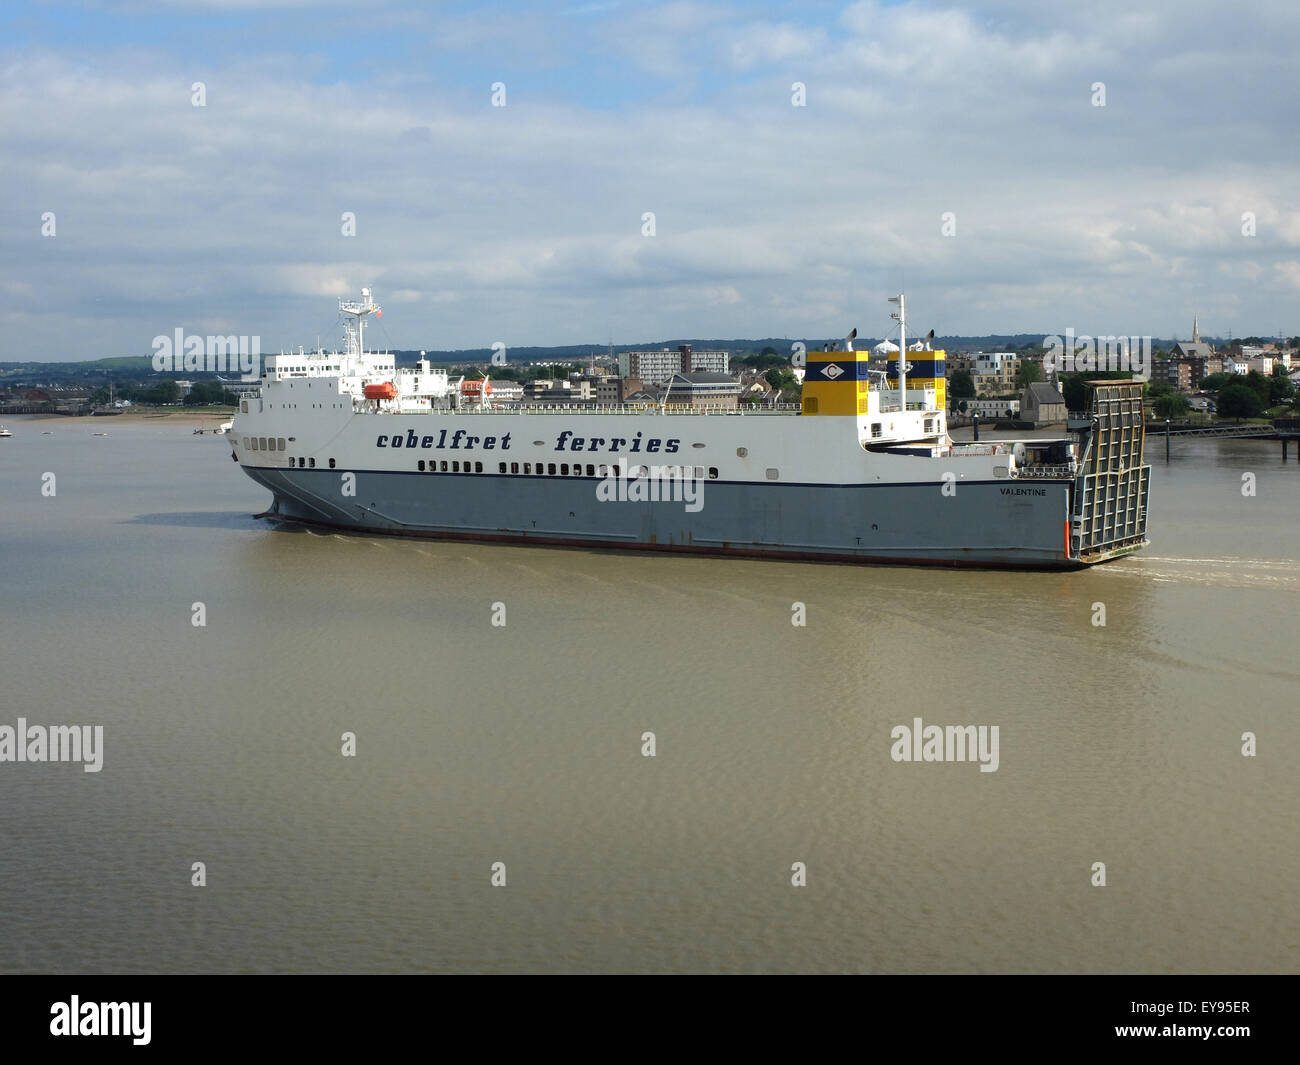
xmin=801 ymin=294 xmax=947 ymax=447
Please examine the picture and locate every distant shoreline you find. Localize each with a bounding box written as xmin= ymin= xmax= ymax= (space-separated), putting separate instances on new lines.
xmin=6 ymin=410 xmax=233 ymax=426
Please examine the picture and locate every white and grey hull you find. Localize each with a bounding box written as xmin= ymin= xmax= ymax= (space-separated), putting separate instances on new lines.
xmin=240 ymin=463 xmax=1084 ymax=569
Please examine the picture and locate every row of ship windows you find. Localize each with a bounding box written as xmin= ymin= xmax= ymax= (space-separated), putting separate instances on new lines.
xmin=242 ymin=436 xmax=723 ymax=479
xmin=268 ymin=453 xmax=724 ymax=478
xmin=420 ymin=460 xmax=721 ymax=479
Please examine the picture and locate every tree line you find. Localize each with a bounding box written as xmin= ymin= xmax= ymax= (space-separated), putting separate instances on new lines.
xmin=89 ymin=380 xmax=239 ymax=407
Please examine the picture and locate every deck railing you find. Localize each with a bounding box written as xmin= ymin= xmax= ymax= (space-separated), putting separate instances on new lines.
xmin=1013 ymin=463 xmax=1076 ymax=479
xmin=351 ymin=402 xmax=803 ymax=416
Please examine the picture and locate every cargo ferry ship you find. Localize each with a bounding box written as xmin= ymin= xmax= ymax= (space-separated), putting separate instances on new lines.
xmin=229 ymin=289 xmax=1150 ymax=568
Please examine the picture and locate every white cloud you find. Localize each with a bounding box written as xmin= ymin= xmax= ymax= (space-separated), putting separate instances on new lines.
xmin=4 ymin=2 xmax=1300 ymax=359
xmin=726 ymin=22 xmax=826 ymax=70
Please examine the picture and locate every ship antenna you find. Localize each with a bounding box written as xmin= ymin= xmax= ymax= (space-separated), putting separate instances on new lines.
xmin=888 ymin=292 xmax=907 ymax=410
xmin=338 ymin=287 xmax=381 ymax=360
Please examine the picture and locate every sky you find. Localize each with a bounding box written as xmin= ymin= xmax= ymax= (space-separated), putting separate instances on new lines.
xmin=3 ymin=0 xmax=1299 ymax=360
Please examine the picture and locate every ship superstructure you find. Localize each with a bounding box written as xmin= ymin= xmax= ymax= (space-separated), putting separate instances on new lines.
xmin=229 ymin=289 xmax=1150 ymax=568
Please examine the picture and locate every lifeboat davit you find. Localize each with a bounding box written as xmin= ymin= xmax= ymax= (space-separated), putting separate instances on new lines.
xmin=363 ymin=382 xmax=398 ymax=400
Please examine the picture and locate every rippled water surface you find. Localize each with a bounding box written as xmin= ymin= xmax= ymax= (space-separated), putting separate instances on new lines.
xmin=1 ymin=418 xmax=1296 ymax=973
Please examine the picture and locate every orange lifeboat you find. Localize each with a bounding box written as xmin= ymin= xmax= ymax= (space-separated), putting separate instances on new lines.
xmin=363 ymin=382 xmax=398 ymax=400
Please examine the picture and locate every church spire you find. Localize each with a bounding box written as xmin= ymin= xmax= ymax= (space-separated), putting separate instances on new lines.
xmin=1192 ymin=315 xmax=1199 ymax=343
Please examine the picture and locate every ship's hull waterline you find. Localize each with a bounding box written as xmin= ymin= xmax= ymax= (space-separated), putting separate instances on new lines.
xmin=240 ymin=464 xmax=1090 ymax=569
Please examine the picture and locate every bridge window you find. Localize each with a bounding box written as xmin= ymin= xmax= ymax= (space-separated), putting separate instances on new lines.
xmin=548 ymin=463 xmax=556 ymax=475
xmin=329 ymin=459 xmax=336 ymax=469
xmin=475 ymin=462 xmax=483 ymax=473
xmin=440 ymin=461 xmax=448 ymax=472
xmin=309 ymin=458 xmax=316 ymax=468
xmin=511 ymin=462 xmax=519 ymax=474
xmin=871 ymin=423 xmax=882 ymax=439
xmin=586 ymin=464 xmax=595 ymax=476
xmin=524 ymin=463 xmax=531 ymax=474
xmin=418 ymin=460 xmax=425 ymax=471
xmin=499 ymin=462 xmax=507 ymax=474
xmin=708 ymin=467 xmax=718 ymax=479
xmin=452 ymin=461 xmax=460 ymax=472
